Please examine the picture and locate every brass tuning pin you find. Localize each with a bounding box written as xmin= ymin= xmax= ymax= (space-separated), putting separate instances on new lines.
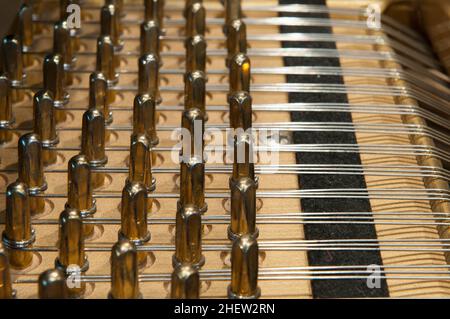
xmin=184 ymin=0 xmax=202 ymax=17
xmin=173 ymin=204 xmax=204 ymax=268
xmin=96 ymin=35 xmax=119 ymax=90
xmin=140 ymin=20 xmax=160 ymax=59
xmin=33 ymin=90 xmax=58 ymax=166
xmin=186 ymin=2 xmax=206 ymax=38
xmin=144 ymin=0 xmax=165 ymax=31
xmin=119 ymin=180 xmax=151 ymax=268
xmin=1 ymin=35 xmax=25 ymax=102
xmin=171 ymin=264 xmax=200 ymax=299
xmin=138 ymin=54 xmax=161 ymax=104
xmin=228 ymin=234 xmax=260 ymax=299
xmin=181 ymin=107 xmax=205 ymax=161
xmin=229 ymin=91 xmax=252 ymax=131
xmin=53 ymin=21 xmax=75 ymax=86
xmin=38 ymin=268 xmax=69 ymax=299
xmin=185 ymin=35 xmax=207 ymax=74
xmin=66 ymin=155 xmax=96 ymax=238
xmin=179 ymin=157 xmax=207 ymax=214
xmin=0 ymin=75 xmax=13 ymax=145
xmin=133 ymin=94 xmax=159 ymax=147
xmin=101 ymin=4 xmax=123 ymax=51
xmin=0 ymin=244 xmax=14 ymax=299
xmin=55 ymin=208 xmax=88 ymax=298
xmin=18 ymin=4 xmax=34 ymax=67
xmin=18 ymin=133 xmax=47 ymax=215
xmin=89 ymin=72 xmax=113 ymax=125
xmin=80 ymin=108 xmax=108 ymax=189
xmin=106 ymin=0 xmax=125 ymax=18
xmin=228 ymin=177 xmax=258 ymax=240
xmin=43 ymin=54 xmax=69 ymax=123
xmin=184 ymin=71 xmax=207 ymax=115
xmin=109 ymin=239 xmax=141 ymax=299
xmin=224 ymin=0 xmax=242 ymax=34
xmin=226 ymin=19 xmax=247 ymax=67
xmin=2 ymin=181 xmax=35 ymax=270
xmin=229 ymin=53 xmax=250 ymax=93
xmin=232 ymin=132 xmax=256 ymax=183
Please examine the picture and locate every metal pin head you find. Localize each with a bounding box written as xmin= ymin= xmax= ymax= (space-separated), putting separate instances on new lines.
xmin=171 ymin=264 xmax=200 ymax=299
xmin=119 ymin=181 xmax=150 ymax=245
xmin=173 ymin=204 xmax=204 ymax=268
xmin=185 ymin=35 xmax=207 ymax=73
xmin=229 ymin=53 xmax=250 ymax=93
xmin=18 ymin=4 xmax=33 ymax=51
xmin=184 ymin=0 xmax=202 ymax=17
xmin=232 ymin=132 xmax=255 ymax=182
xmin=33 ymin=90 xmax=58 ymax=148
xmin=106 ymin=0 xmax=125 ymax=17
xmin=179 ymin=157 xmax=207 ymax=214
xmin=96 ymin=35 xmax=119 ymax=85
xmin=229 ymin=91 xmax=252 ymax=130
xmin=101 ymin=4 xmax=123 ymax=51
xmin=66 ymin=154 xmax=95 ymax=217
xmin=228 ymin=177 xmax=258 ymax=240
xmin=145 ymin=0 xmax=165 ymax=29
xmin=181 ymin=108 xmax=205 ymax=161
xmin=184 ymin=71 xmax=206 ymax=113
xmin=1 ymin=35 xmax=24 ymax=86
xmin=133 ymin=94 xmax=159 ymax=145
xmin=55 ymin=208 xmax=88 ymax=272
xmin=89 ymin=72 xmax=112 ymax=125
xmin=140 ymin=20 xmax=161 ymax=58
xmin=224 ymin=0 xmax=242 ymax=34
xmin=138 ymin=53 xmax=161 ymax=103
xmin=109 ymin=239 xmax=141 ymax=299
xmin=228 ymin=234 xmax=260 ymax=299
xmin=18 ymin=133 xmax=47 ymax=193
xmin=38 ymin=268 xmax=69 ymax=299
xmin=0 ymin=243 xmax=14 ymax=299
xmin=186 ymin=2 xmax=206 ymax=38
xmin=226 ymin=19 xmax=247 ymax=67
xmin=81 ymin=108 xmax=108 ymax=167
xmin=0 ymin=74 xmax=13 ymax=129
xmin=128 ymin=133 xmax=155 ymax=192
xmin=43 ymin=53 xmax=69 ymax=107
xmin=53 ymin=21 xmax=75 ymax=71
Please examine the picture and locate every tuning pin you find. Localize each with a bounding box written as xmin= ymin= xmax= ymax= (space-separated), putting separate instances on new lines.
xmin=145 ymin=0 xmax=165 ymax=31
xmin=229 ymin=91 xmax=252 ymax=131
xmin=224 ymin=0 xmax=242 ymax=34
xmin=33 ymin=90 xmax=58 ymax=166
xmin=101 ymin=4 xmax=123 ymax=51
xmin=133 ymin=94 xmax=159 ymax=147
xmin=89 ymin=72 xmax=113 ymax=127
xmin=228 ymin=177 xmax=258 ymax=240
xmin=38 ymin=268 xmax=69 ymax=299
xmin=18 ymin=4 xmax=34 ymax=67
xmin=0 ymin=244 xmax=14 ymax=298
xmin=232 ymin=132 xmax=255 ymax=182
xmin=229 ymin=53 xmax=250 ymax=93
xmin=185 ymin=35 xmax=207 ymax=73
xmin=171 ymin=264 xmax=200 ymax=299
xmin=96 ymin=35 xmax=119 ymax=88
xmin=1 ymin=35 xmax=25 ymax=102
xmin=179 ymin=157 xmax=207 ymax=214
xmin=18 ymin=133 xmax=47 ymax=215
xmin=43 ymin=54 xmax=69 ymax=123
xmin=2 ymin=181 xmax=35 ymax=269
xmin=184 ymin=71 xmax=206 ymax=116
xmin=128 ymin=133 xmax=155 ymax=194
xmin=140 ymin=20 xmax=161 ymax=59
xmin=53 ymin=21 xmax=75 ymax=86
xmin=81 ymin=108 xmax=108 ymax=189
xmin=181 ymin=107 xmax=204 ymax=161
xmin=228 ymin=234 xmax=260 ymax=299
xmin=186 ymin=3 xmax=205 ymax=37
xmin=55 ymin=208 xmax=88 ymax=298
xmin=66 ymin=154 xmax=96 ymax=238
xmin=226 ymin=19 xmax=247 ymax=67
xmin=173 ymin=204 xmax=204 ymax=268
xmin=109 ymin=239 xmax=141 ymax=299
xmin=138 ymin=54 xmax=161 ymax=104
xmin=106 ymin=0 xmax=125 ymax=18
xmin=0 ymin=75 xmax=13 ymax=144
xmin=119 ymin=181 xmax=151 ymax=267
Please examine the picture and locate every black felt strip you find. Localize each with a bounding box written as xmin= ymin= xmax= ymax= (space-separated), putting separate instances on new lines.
xmin=279 ymin=0 xmax=389 ymax=297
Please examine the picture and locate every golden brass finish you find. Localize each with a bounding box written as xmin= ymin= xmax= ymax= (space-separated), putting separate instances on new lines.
xmin=181 ymin=107 xmax=204 ymax=161
xmin=179 ymin=157 xmax=206 ymax=214
xmin=18 ymin=4 xmax=33 ymax=67
xmin=133 ymin=94 xmax=159 ymax=146
xmin=138 ymin=53 xmax=161 ymax=103
xmin=53 ymin=20 xmax=74 ymax=85
xmin=100 ymin=4 xmax=123 ymax=51
xmin=38 ymin=268 xmax=69 ymax=299
xmin=232 ymin=132 xmax=255 ymax=182
xmin=229 ymin=91 xmax=252 ymax=131
xmin=1 ymin=35 xmax=24 ymax=87
xmin=96 ymin=35 xmax=119 ymax=86
xmin=43 ymin=53 xmax=69 ymax=122
xmin=0 ymin=244 xmax=14 ymax=299
xmin=226 ymin=19 xmax=247 ymax=67
xmin=229 ymin=53 xmax=250 ymax=93
xmin=89 ymin=72 xmax=113 ymax=125
xmin=186 ymin=3 xmax=206 ymax=38
xmin=171 ymin=265 xmax=200 ymax=299
xmin=140 ymin=20 xmax=160 ymax=58
xmin=0 ymin=75 xmax=13 ymax=145
xmin=184 ymin=71 xmax=207 ymax=114
xmin=185 ymin=35 xmax=207 ymax=73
